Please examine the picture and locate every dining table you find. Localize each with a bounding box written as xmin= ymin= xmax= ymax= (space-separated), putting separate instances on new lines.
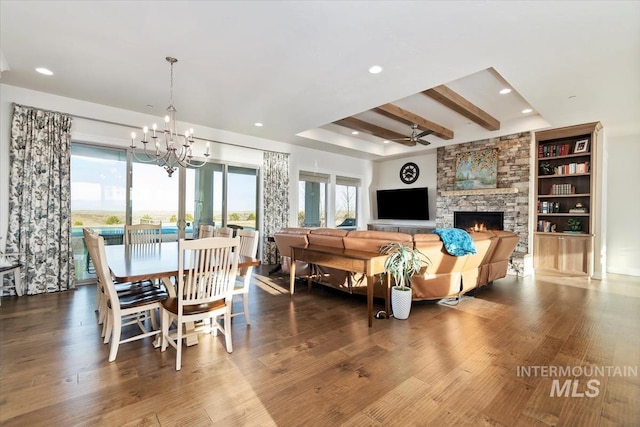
xmin=104 ymin=240 xmax=260 ymax=345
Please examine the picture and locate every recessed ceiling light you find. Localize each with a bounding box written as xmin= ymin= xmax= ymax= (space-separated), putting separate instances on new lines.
xmin=254 ymin=122 xmax=263 ymax=127
xmin=522 ymin=108 xmax=533 ymax=114
xmin=383 ymin=140 xmax=390 ymax=144
xmin=35 ymin=67 xmax=53 ymax=76
xmin=351 ymin=131 xmax=359 ymax=135
xmin=368 ymin=65 xmax=383 ymax=74
xmin=499 ymin=88 xmax=512 ymax=95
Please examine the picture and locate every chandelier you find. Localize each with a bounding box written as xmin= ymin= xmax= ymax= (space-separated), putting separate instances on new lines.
xmin=130 ymin=57 xmax=210 ymax=177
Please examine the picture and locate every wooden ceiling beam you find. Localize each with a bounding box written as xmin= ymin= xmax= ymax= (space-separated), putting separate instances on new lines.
xmin=422 ymin=85 xmax=500 ymax=131
xmin=333 ymin=117 xmax=416 ymax=146
xmin=373 ymin=103 xmax=454 ymax=140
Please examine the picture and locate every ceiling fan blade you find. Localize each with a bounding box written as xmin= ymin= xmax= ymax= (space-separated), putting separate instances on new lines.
xmin=416 ymin=129 xmax=434 ymax=139
xmin=417 ymin=139 xmax=431 ymax=146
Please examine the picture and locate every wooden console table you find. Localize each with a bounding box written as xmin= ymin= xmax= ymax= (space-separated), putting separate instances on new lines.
xmin=290 ymin=244 xmax=391 ymax=327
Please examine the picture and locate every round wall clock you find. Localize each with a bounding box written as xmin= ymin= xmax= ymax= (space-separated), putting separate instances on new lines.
xmin=400 ymin=162 xmax=419 ymax=184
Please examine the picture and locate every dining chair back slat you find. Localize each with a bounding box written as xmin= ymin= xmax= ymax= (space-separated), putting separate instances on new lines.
xmin=125 ymin=223 xmax=162 ymax=245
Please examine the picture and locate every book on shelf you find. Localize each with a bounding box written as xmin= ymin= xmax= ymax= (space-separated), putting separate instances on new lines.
xmin=537 ymin=220 xmax=555 ymax=232
xmin=553 ymin=162 xmax=590 ymax=175
xmin=539 ymin=143 xmax=573 ymax=158
xmin=550 ymin=183 xmax=575 ymax=195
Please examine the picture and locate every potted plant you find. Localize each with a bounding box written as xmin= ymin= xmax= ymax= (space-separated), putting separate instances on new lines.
xmin=567 ymin=218 xmax=582 ymax=232
xmin=380 ymin=242 xmax=430 ymax=319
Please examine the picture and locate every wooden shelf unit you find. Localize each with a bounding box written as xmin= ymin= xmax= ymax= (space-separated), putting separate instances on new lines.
xmin=534 ymin=122 xmax=601 ymax=276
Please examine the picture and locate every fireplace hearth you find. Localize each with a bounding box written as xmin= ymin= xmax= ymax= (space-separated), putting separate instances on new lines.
xmin=454 ymin=211 xmax=504 ymax=231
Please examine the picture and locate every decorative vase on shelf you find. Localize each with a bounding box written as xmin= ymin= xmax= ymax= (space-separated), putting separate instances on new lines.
xmin=539 ymin=162 xmax=554 ymax=176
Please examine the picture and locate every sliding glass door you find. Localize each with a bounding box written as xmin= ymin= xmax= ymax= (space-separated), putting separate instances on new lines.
xmin=191 ymin=162 xmax=223 ymax=237
xmin=71 ymin=143 xmax=260 ymax=282
xmin=191 ymin=163 xmax=259 ymax=236
xmin=130 ymin=159 xmax=195 ymax=241
xmin=70 ymin=144 xmax=127 ymax=281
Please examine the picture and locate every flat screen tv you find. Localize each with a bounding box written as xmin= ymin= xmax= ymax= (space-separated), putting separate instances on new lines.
xmin=376 ymin=187 xmax=429 ymax=220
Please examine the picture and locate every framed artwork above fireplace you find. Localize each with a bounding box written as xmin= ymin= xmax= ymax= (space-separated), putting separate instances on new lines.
xmin=455 ymin=148 xmax=498 ymax=190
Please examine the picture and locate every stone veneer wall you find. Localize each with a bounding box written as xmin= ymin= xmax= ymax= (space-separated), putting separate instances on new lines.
xmin=436 ymin=132 xmax=531 ymax=275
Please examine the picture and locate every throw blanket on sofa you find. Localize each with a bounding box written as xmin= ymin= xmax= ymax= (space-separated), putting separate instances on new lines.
xmin=433 ymin=228 xmax=477 ymax=256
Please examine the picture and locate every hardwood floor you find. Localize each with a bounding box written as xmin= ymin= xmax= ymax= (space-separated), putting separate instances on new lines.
xmin=1 ymin=268 xmax=639 ymax=426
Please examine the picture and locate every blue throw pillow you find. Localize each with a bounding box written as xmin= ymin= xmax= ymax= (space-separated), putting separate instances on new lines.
xmin=432 ymin=228 xmax=477 ymax=256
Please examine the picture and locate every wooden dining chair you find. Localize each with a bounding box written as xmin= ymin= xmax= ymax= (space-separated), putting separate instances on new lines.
xmin=199 ymin=224 xmax=214 ymax=238
xmin=214 ymin=227 xmax=234 ymax=238
xmin=0 ymin=251 xmax=22 ymax=306
xmin=231 ymin=229 xmax=260 ymax=325
xmin=161 ymin=236 xmax=240 ymax=370
xmin=84 ymin=227 xmax=158 ymax=338
xmin=85 ymin=230 xmax=168 ymax=362
xmin=125 ymin=223 xmax=162 ymax=245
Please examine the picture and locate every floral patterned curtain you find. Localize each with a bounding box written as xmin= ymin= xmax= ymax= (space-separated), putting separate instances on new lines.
xmin=262 ymin=151 xmax=289 ymax=264
xmin=6 ymin=104 xmax=75 ymax=294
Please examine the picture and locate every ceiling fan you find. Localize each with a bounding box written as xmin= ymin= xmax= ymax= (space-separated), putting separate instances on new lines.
xmin=392 ymin=124 xmax=433 ymax=146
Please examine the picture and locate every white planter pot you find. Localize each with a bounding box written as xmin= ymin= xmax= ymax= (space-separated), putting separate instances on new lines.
xmin=391 ymin=286 xmax=412 ymax=319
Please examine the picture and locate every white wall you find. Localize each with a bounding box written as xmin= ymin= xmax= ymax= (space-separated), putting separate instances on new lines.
xmin=371 ymin=152 xmax=438 ymax=228
xmin=606 ymin=133 xmax=640 ymax=276
xmin=0 ymin=84 xmax=374 ymax=248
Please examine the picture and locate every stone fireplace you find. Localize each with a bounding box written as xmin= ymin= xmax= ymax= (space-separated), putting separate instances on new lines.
xmin=436 ymin=132 xmax=532 ymax=275
xmin=454 ymin=211 xmax=504 ymax=231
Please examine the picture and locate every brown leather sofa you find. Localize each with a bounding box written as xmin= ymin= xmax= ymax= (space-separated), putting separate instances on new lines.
xmin=272 ymin=227 xmax=519 ymax=301
xmin=411 ymin=232 xmax=494 ymax=300
xmin=483 ymin=230 xmax=520 ymax=285
xmin=273 ymin=227 xmax=312 ymax=278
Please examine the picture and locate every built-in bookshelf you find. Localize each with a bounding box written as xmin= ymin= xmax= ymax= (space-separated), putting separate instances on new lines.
xmin=533 ymin=122 xmax=602 ymax=276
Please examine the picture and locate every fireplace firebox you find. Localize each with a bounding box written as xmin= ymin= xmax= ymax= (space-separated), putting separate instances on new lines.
xmin=454 ymin=211 xmax=504 ymax=231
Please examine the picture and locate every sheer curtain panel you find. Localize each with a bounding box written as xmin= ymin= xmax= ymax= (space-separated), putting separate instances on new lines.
xmin=6 ymin=104 xmax=75 ymax=294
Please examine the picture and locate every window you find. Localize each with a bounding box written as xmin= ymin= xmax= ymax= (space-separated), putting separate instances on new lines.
xmin=227 ymin=166 xmax=258 ymax=230
xmin=298 ymin=172 xmax=328 ymax=227
xmin=335 ymin=176 xmax=359 ymax=229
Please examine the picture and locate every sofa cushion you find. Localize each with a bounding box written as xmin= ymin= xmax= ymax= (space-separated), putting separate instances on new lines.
xmin=308 ymin=228 xmax=348 ymax=248
xmin=343 ymin=230 xmax=412 ymax=253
